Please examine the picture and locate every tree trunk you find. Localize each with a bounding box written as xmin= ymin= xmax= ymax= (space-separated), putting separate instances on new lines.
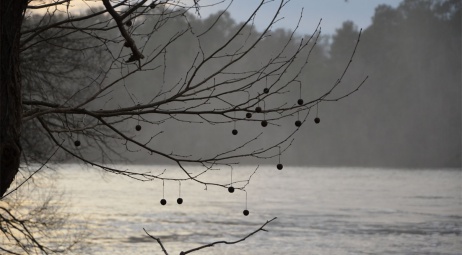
xmin=0 ymin=0 xmax=28 ymax=198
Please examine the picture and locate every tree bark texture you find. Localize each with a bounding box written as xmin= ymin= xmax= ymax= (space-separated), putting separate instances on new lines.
xmin=0 ymin=0 xmax=28 ymax=198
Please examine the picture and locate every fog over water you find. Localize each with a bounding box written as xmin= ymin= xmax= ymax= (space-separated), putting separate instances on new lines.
xmin=21 ymin=1 xmax=461 ymax=168
xmin=83 ymin=0 xmax=459 ymax=168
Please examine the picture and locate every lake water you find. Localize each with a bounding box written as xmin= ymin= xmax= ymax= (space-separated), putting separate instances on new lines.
xmin=53 ymin=165 xmax=461 ymax=254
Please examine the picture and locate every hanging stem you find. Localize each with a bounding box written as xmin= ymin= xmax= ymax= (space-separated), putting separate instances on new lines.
xmin=278 ymin=146 xmax=281 ymax=164
xmin=316 ymin=103 xmax=319 ymax=117
xmin=299 ymin=82 xmax=302 ymax=97
xmin=263 ymin=101 xmax=266 ymax=120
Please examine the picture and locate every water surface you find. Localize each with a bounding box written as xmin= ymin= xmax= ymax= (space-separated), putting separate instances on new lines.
xmin=55 ymin=166 xmax=461 ymax=254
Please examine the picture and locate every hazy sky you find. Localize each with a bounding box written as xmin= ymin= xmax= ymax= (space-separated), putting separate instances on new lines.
xmin=196 ymin=0 xmax=403 ymax=35
xmin=65 ymin=0 xmax=403 ymax=35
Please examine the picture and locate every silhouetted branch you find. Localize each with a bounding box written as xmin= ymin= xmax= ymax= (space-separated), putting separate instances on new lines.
xmin=27 ymin=0 xmax=70 ymax=10
xmin=144 ymin=217 xmax=278 ymax=255
xmin=102 ymin=0 xmax=145 ymax=62
xmin=18 ymin=0 xmax=365 ymax=196
xmin=2 ymin=145 xmax=61 ymax=199
xmin=1 ymin=0 xmax=368 ymax=252
xmin=180 ymin=217 xmax=277 ymax=254
xmin=143 ymin=228 xmax=169 ymax=255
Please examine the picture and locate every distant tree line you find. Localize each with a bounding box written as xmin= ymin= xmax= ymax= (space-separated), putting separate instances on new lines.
xmin=21 ymin=0 xmax=461 ymax=168
xmin=120 ymin=0 xmax=460 ymax=168
xmin=323 ymin=0 xmax=461 ymax=168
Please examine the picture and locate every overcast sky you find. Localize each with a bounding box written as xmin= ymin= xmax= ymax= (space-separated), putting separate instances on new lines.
xmin=195 ymin=0 xmax=403 ymax=35
xmin=65 ymin=0 xmax=403 ymax=35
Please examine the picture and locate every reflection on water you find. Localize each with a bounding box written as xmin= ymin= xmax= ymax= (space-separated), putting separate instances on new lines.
xmin=55 ymin=166 xmax=461 ymax=254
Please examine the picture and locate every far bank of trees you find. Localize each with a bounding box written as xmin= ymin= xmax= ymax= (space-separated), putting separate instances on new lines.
xmin=323 ymin=0 xmax=460 ymax=167
xmin=56 ymin=0 xmax=459 ymax=168
xmin=14 ymin=1 xmax=460 ymax=177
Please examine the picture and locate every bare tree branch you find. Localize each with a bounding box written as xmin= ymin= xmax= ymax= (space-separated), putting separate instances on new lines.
xmin=2 ymin=0 xmax=367 ymax=252
xmin=181 ymin=217 xmax=277 ymax=254
xmin=143 ymin=228 xmax=169 ymax=255
xmin=144 ymin=217 xmax=278 ymax=255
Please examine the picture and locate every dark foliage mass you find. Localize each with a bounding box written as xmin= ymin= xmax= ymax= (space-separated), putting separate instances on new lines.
xmin=249 ymin=0 xmax=460 ymax=168
xmin=322 ymin=0 xmax=461 ymax=167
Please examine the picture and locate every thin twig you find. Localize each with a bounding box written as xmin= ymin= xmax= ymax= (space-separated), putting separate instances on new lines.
xmin=143 ymin=228 xmax=169 ymax=255
xmin=181 ymin=217 xmax=277 ymax=254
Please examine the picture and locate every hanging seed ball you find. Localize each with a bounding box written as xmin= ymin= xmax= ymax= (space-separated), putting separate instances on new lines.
xmin=314 ymin=117 xmax=320 ymax=124
xmin=243 ymin=209 xmax=250 ymax=216
xmin=246 ymin=112 xmax=252 ymax=118
xmin=150 ymin=3 xmax=156 ymax=9
xmin=297 ymin=99 xmax=304 ymax=106
xmin=256 ymin=106 xmax=262 ymax=113
xmin=177 ymin=198 xmax=183 ymax=204
xmin=160 ymin=199 xmax=167 ymax=205
xmin=124 ymin=41 xmax=130 ymax=47
xmin=261 ymin=120 xmax=268 ymax=127
xmin=74 ymin=140 xmax=81 ymax=147
xmin=135 ymin=124 xmax=142 ymax=131
xmin=295 ymin=120 xmax=302 ymax=127
xmin=263 ymin=88 xmax=269 ymax=94
xmin=126 ymin=20 xmax=133 ymax=27
xmin=277 ymin=163 xmax=283 ymax=170
xmin=228 ymin=186 xmax=235 ymax=193
xmin=232 ymin=129 xmax=238 ymax=135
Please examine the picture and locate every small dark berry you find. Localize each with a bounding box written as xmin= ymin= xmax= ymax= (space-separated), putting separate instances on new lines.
xmin=295 ymin=120 xmax=302 ymax=127
xmin=243 ymin=209 xmax=249 ymax=216
xmin=246 ymin=112 xmax=252 ymax=118
xmin=263 ymin=88 xmax=269 ymax=94
xmin=297 ymin=99 xmax=304 ymax=105
xmin=135 ymin=124 xmax=142 ymax=131
xmin=232 ymin=129 xmax=238 ymax=135
xmin=160 ymin=199 xmax=167 ymax=205
xmin=314 ymin=117 xmax=320 ymax=124
xmin=126 ymin=20 xmax=133 ymax=27
xmin=150 ymin=3 xmax=156 ymax=9
xmin=277 ymin=163 xmax=283 ymax=170
xmin=74 ymin=140 xmax=81 ymax=147
xmin=177 ymin=198 xmax=183 ymax=204
xmin=228 ymin=186 xmax=235 ymax=193
xmin=255 ymin=106 xmax=262 ymax=113
xmin=261 ymin=120 xmax=268 ymax=127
